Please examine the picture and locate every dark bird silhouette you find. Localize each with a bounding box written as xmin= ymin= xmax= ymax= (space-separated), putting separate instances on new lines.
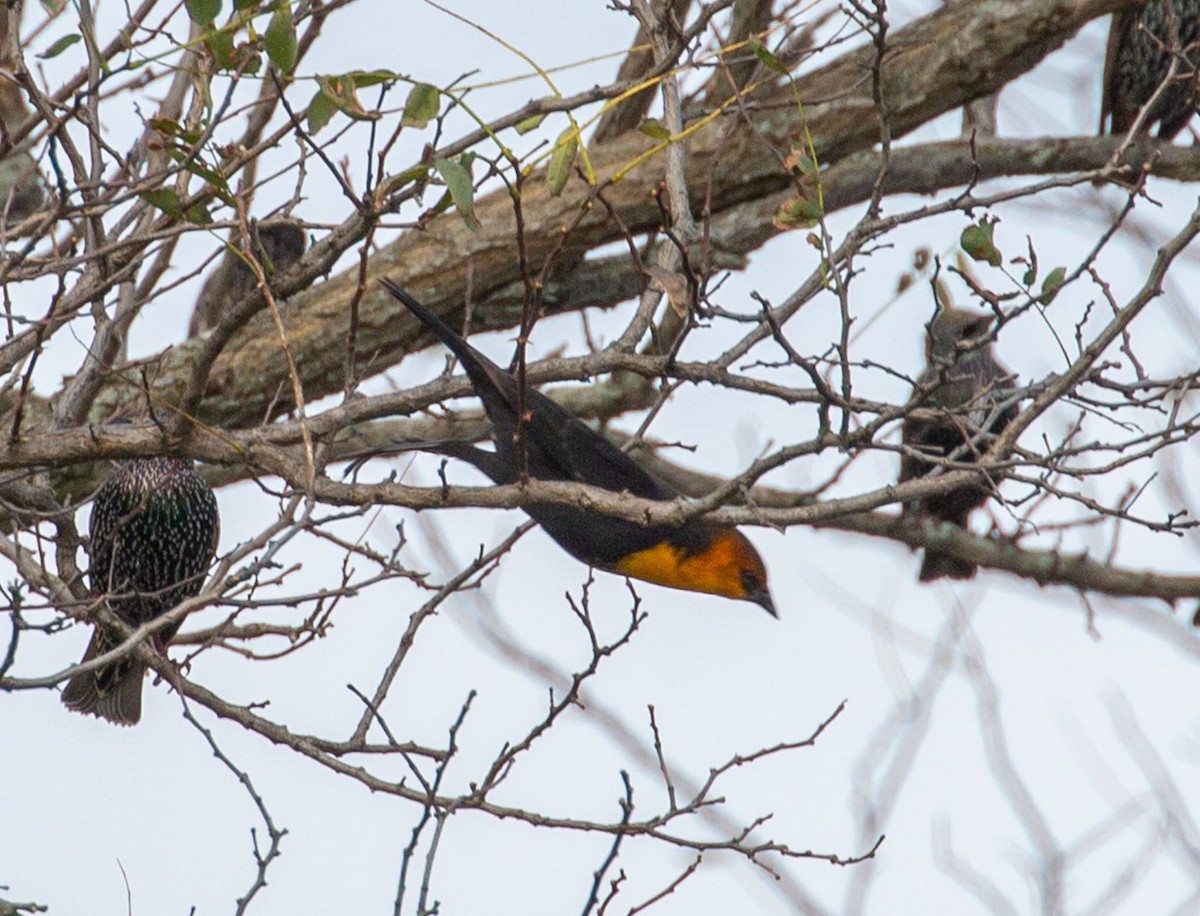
xmin=1102 ymin=0 xmax=1200 ymax=138
xmin=0 ymin=75 xmax=48 ymax=230
xmin=62 ymin=457 xmax=220 ymax=725
xmin=189 ymin=219 xmax=307 ymax=336
xmin=900 ymin=307 xmax=1017 ymax=582
xmin=360 ymin=279 xmax=775 ymax=614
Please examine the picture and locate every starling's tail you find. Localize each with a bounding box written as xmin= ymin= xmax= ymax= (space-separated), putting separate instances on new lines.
xmin=919 ymin=550 xmax=977 ymax=582
xmin=61 ymin=629 xmax=144 ymax=726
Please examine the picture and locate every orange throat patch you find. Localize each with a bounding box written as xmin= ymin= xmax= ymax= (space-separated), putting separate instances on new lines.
xmin=611 ymin=532 xmax=755 ymax=601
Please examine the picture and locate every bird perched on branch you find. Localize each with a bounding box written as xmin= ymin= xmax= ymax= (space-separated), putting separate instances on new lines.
xmin=1102 ymin=0 xmax=1200 ymax=138
xmin=900 ymin=307 xmax=1017 ymax=582
xmin=189 ymin=219 xmax=307 ymax=336
xmin=62 ymin=457 xmax=220 ymax=725
xmin=355 ymin=279 xmax=775 ymax=615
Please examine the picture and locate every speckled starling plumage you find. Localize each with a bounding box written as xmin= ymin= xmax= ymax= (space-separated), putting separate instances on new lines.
xmin=900 ymin=308 xmax=1017 ymax=582
xmin=1102 ymin=0 xmax=1200 ymax=138
xmin=61 ymin=458 xmax=219 ymax=725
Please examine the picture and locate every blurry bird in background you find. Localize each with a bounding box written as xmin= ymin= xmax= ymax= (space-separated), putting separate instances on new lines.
xmin=61 ymin=456 xmax=220 ymax=725
xmin=900 ymin=307 xmax=1017 ymax=582
xmin=189 ymin=219 xmax=307 ymax=336
xmin=1102 ymin=0 xmax=1200 ymax=138
xmin=0 ymin=8 xmax=49 ymax=231
xmin=0 ymin=74 xmax=47 ymax=228
xmin=351 ymin=280 xmax=776 ymax=615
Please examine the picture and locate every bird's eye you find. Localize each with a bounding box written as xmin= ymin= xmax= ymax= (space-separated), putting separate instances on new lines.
xmin=741 ymin=568 xmax=761 ymax=593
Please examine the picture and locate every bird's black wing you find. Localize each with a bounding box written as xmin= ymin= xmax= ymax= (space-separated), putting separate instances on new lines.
xmin=546 ymin=409 xmax=677 ymax=500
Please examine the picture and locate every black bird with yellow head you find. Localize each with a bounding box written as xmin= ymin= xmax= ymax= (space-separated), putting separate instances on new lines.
xmin=361 ymin=280 xmax=775 ymax=615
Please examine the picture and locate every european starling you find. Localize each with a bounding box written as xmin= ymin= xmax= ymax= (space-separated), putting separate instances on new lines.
xmin=900 ymin=307 xmax=1017 ymax=582
xmin=188 ymin=219 xmax=306 ymax=336
xmin=1102 ymin=0 xmax=1200 ymax=139
xmin=61 ymin=457 xmax=220 ymax=725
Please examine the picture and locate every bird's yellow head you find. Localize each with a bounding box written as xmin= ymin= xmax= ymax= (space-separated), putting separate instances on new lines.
xmin=613 ymin=528 xmax=775 ymax=616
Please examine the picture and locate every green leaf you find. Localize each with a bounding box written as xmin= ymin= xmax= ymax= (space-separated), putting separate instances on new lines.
xmin=239 ymin=47 xmax=263 ymax=75
xmin=148 ymin=117 xmax=182 ymax=137
xmin=773 ymin=196 xmax=822 ymax=230
xmin=789 ymin=152 xmax=817 ymax=177
xmin=312 ymin=74 xmax=378 ymax=121
xmin=185 ymin=0 xmax=221 ymax=24
xmin=184 ymin=202 xmax=213 ymax=225
xmin=514 ymin=112 xmax=546 ymax=134
xmin=748 ymin=35 xmax=788 ymax=75
xmin=351 ymin=70 xmax=398 ymax=89
xmin=39 ymin=0 xmax=67 ymax=13
xmin=638 ymin=118 xmax=671 ymax=140
xmin=184 ymin=161 xmax=232 ymax=200
xmin=960 ymin=219 xmax=1002 ymax=267
xmin=307 ymin=87 xmax=337 ymax=133
xmin=547 ymin=128 xmax=578 ymax=197
xmin=141 ymin=188 xmax=183 ymax=220
xmin=435 ymin=156 xmax=479 ymax=230
xmin=205 ymin=28 xmax=236 ymax=69
xmin=392 ymin=163 xmax=433 ymax=187
xmin=264 ymin=4 xmax=298 ymax=73
xmin=1039 ymin=266 xmax=1066 ymax=304
xmin=797 ymin=199 xmax=823 ymax=221
xmin=39 ymin=33 xmax=81 ymax=59
xmin=402 ymin=83 xmax=439 ymax=129
xmin=234 ymin=0 xmax=260 ymax=9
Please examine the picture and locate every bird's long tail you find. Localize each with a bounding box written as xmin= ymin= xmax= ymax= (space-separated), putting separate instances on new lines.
xmin=61 ymin=628 xmax=144 ymax=726
xmin=381 ymin=278 xmax=500 ymax=381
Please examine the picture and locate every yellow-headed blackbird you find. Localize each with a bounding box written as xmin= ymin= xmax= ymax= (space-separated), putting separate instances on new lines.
xmin=370 ymin=279 xmax=775 ymax=614
xmin=1102 ymin=0 xmax=1200 ymax=139
xmin=900 ymin=307 xmax=1017 ymax=582
xmin=62 ymin=457 xmax=219 ymax=725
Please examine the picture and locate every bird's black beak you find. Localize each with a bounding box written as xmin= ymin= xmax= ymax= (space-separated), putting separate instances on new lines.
xmin=751 ymin=588 xmax=778 ymax=618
